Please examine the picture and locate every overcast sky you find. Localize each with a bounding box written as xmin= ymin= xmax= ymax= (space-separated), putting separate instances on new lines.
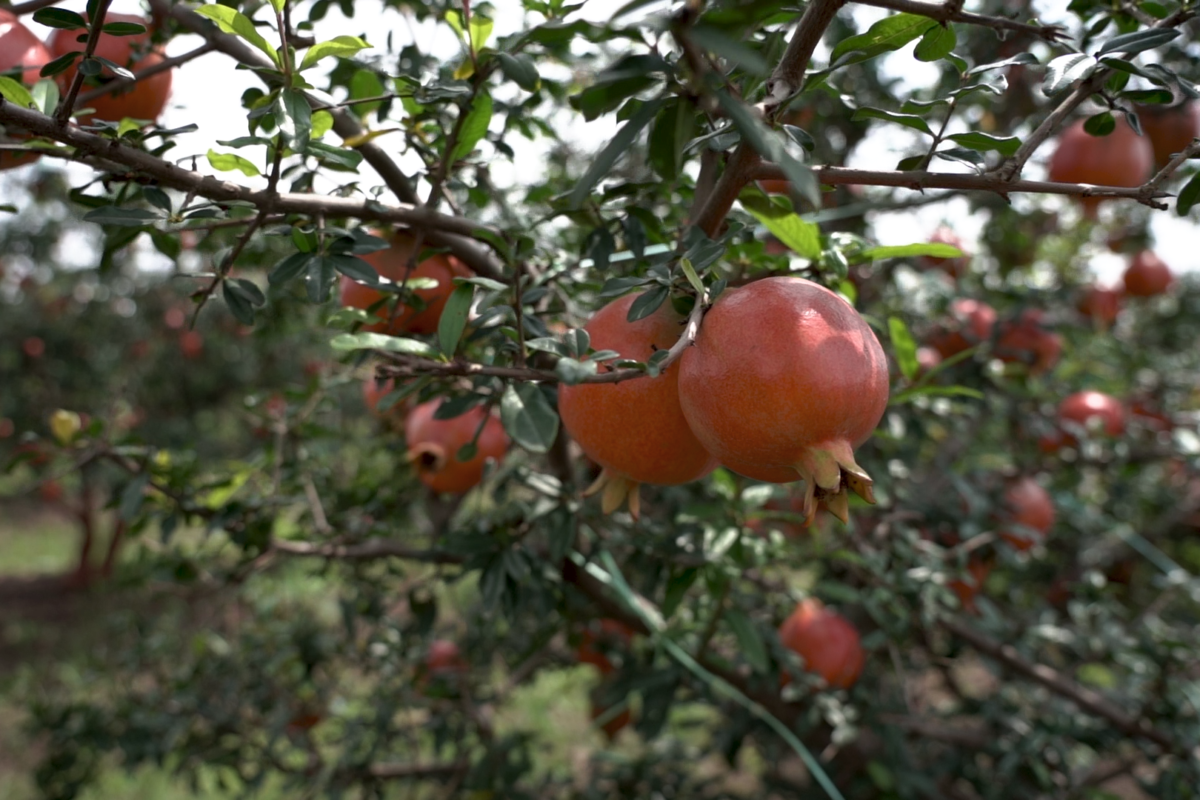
xmin=7 ymin=0 xmax=1198 ymax=285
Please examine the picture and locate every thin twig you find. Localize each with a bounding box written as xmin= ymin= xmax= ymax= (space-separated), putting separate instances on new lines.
xmin=56 ymin=0 xmax=115 ymax=126
xmin=75 ymin=43 xmax=216 ymax=108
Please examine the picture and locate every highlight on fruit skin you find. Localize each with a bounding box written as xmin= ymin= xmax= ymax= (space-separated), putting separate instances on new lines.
xmin=778 ymin=598 xmax=864 ymax=690
xmin=677 ymin=277 xmax=888 ymax=526
xmin=403 ymin=399 xmax=509 ymax=494
xmin=557 ymin=292 xmax=717 ymax=519
xmin=1058 ymin=390 xmax=1126 ymax=440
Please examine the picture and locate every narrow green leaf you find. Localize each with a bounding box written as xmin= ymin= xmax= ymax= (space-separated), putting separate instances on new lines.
xmin=0 ymin=76 xmax=34 ymax=108
xmin=82 ymin=206 xmax=161 ymax=227
xmin=568 ymin=98 xmax=662 ymax=208
xmin=194 ymin=5 xmax=281 ymax=67
xmin=32 ymin=8 xmax=87 ymax=29
xmin=329 ymin=332 xmax=440 ymax=357
xmin=495 ymin=52 xmax=540 ymax=91
xmin=862 ymin=242 xmax=962 ymax=261
xmin=725 ymin=610 xmax=769 ymax=674
xmin=450 ymin=92 xmax=493 ymax=163
xmin=717 ymin=91 xmax=820 ymax=208
xmin=688 ymin=25 xmax=770 ymax=76
xmin=830 ymin=13 xmax=936 ymax=66
xmin=501 ymin=383 xmax=559 ymax=454
xmin=278 ymin=89 xmax=312 ymax=152
xmin=945 ymin=131 xmax=1021 ymax=156
xmin=888 ymin=316 xmax=918 ymax=380
xmin=299 ymin=35 xmax=371 ymax=71
xmin=1177 ymin=172 xmax=1200 ymax=215
xmin=679 ymin=258 xmax=705 ymax=296
xmin=438 ymin=283 xmax=474 ymax=355
xmin=468 ymin=15 xmax=494 ymax=52
xmin=1083 ymin=111 xmax=1116 ymax=136
xmin=269 ymin=252 xmax=314 ymax=284
xmin=851 ymin=107 xmax=933 ymax=135
xmin=1097 ymin=28 xmax=1180 ymax=56
xmin=207 ymin=149 xmax=261 ymax=177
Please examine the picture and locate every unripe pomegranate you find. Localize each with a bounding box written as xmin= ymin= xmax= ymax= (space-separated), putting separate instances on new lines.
xmin=576 ymin=619 xmax=634 ymax=675
xmin=1059 ymin=390 xmax=1126 ymax=439
xmin=47 ymin=14 xmax=172 ymax=123
xmin=918 ymin=227 xmax=969 ymax=279
xmin=1137 ymin=102 xmax=1200 ymax=166
xmin=678 ymin=277 xmax=888 ymax=525
xmin=0 ymin=10 xmax=52 ymax=170
xmin=999 ymin=477 xmax=1055 ymax=551
xmin=929 ymin=299 xmax=996 ymax=359
xmin=404 ymin=399 xmax=509 ymax=494
xmin=994 ymin=310 xmax=1062 ymax=376
xmin=778 ymin=599 xmax=864 ymax=690
xmin=949 ymin=559 xmax=991 ymax=612
xmin=1123 ymin=251 xmax=1173 ymax=297
xmin=1047 ymin=118 xmax=1153 ymax=217
xmin=558 ymin=293 xmax=717 ymax=517
xmin=1077 ymin=286 xmax=1121 ymax=325
xmin=340 ymin=234 xmax=472 ymax=335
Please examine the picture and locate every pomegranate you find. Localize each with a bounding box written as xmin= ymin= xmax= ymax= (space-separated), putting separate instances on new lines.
xmin=1077 ymin=286 xmax=1121 ymax=325
xmin=403 ymin=399 xmax=509 ymax=494
xmin=179 ymin=330 xmax=203 ymax=359
xmin=558 ymin=293 xmax=717 ymax=517
xmin=928 ymin=299 xmax=996 ymax=360
xmin=1137 ymin=102 xmax=1200 ymax=166
xmin=778 ymin=599 xmax=864 ymax=690
xmin=47 ymin=14 xmax=172 ymax=123
xmin=362 ymin=377 xmax=408 ymax=427
xmin=994 ymin=310 xmax=1062 ymax=375
xmin=340 ymin=234 xmax=472 ymax=335
xmin=425 ymin=639 xmax=467 ymax=676
xmin=1123 ymin=250 xmax=1173 ymax=297
xmin=916 ymin=346 xmax=943 ymax=376
xmin=576 ymin=619 xmax=634 ymax=675
xmin=1047 ymin=118 xmax=1153 ymax=217
xmin=948 ymin=559 xmax=991 ymax=613
xmin=678 ymin=277 xmax=888 ymax=525
xmin=918 ymin=227 xmax=969 ymax=279
xmin=1059 ymin=390 xmax=1126 ymax=439
xmin=0 ymin=10 xmax=52 ymax=170
xmin=999 ymin=476 xmax=1055 ymax=551
xmin=22 ymin=336 xmax=45 ymax=358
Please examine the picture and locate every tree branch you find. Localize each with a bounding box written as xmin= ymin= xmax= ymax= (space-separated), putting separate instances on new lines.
xmin=56 ymin=0 xmax=115 ymax=125
xmin=365 ymin=760 xmax=469 ymax=780
xmin=75 ymin=43 xmax=216 ymax=109
xmin=855 ymin=0 xmax=1067 ymax=41
xmin=766 ymin=0 xmax=845 ymax=112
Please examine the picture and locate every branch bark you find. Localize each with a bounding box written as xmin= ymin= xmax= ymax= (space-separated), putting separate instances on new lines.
xmin=855 ymin=0 xmax=1067 ymax=41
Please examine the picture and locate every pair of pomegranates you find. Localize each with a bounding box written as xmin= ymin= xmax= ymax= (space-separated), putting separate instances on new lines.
xmin=559 ymin=277 xmax=889 ymax=525
xmin=928 ymin=300 xmax=1062 ymax=376
xmin=1078 ymin=250 xmax=1174 ymax=325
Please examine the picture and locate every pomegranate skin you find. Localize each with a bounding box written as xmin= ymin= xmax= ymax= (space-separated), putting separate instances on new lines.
xmin=678 ymin=277 xmax=888 ymax=523
xmin=1123 ymin=251 xmax=1173 ymax=297
xmin=999 ymin=477 xmax=1055 ymax=551
xmin=995 ymin=310 xmax=1061 ymax=375
xmin=919 ymin=227 xmax=969 ymax=279
xmin=778 ymin=599 xmax=864 ymax=690
xmin=404 ymin=400 xmax=509 ymax=494
xmin=929 ymin=299 xmax=996 ymax=359
xmin=1077 ymin=286 xmax=1121 ymax=325
xmin=1047 ymin=119 xmax=1153 ymax=217
xmin=1059 ymin=391 xmax=1126 ymax=438
xmin=0 ymin=10 xmax=52 ymax=170
xmin=558 ymin=293 xmax=717 ymax=515
xmin=1138 ymin=102 xmax=1200 ymax=166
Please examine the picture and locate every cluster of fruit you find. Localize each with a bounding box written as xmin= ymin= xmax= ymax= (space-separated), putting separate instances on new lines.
xmin=0 ymin=9 xmax=171 ymax=170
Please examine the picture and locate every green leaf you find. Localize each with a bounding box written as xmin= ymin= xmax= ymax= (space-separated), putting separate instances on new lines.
xmin=890 ymin=384 xmax=984 ymax=405
xmin=688 ymin=25 xmax=770 ymax=76
xmin=861 ymin=242 xmax=962 ymax=261
xmin=1083 ymin=111 xmax=1116 ymax=137
xmin=100 ymin=22 xmax=147 ymax=36
xmin=648 ymin=97 xmax=694 ymax=180
xmin=830 ymin=13 xmax=936 ymax=67
xmin=501 ymin=383 xmax=559 ymax=454
xmin=888 ymin=316 xmax=918 ymax=380
xmin=311 ymin=109 xmax=334 ymax=139
xmin=717 ymin=91 xmax=820 ymax=209
xmin=39 ymin=51 xmax=82 ymax=79
xmin=223 ymin=279 xmax=265 ymax=325
xmin=851 ymin=106 xmax=933 ymax=135
xmin=445 ymin=9 xmax=465 ymax=38
xmin=740 ymin=194 xmax=822 ymax=260
xmin=1097 ymin=28 xmax=1180 ymax=56
xmin=1177 ymin=172 xmax=1200 ymax=215
xmin=206 ymin=149 xmax=261 ymax=177
xmin=194 ymin=5 xmax=281 ymax=68
xmin=662 ymin=568 xmax=698 ymax=618
xmin=945 ymin=131 xmax=1021 ymax=156
xmin=450 ymin=92 xmax=493 ymax=163
xmin=914 ymin=24 xmax=956 ymax=62
xmin=32 ymin=79 xmax=61 ymax=115
xmin=278 ymin=89 xmax=312 ymax=152
xmin=299 ymin=35 xmax=371 ymax=71
xmin=437 ymin=283 xmax=474 ymax=355
xmin=679 ymin=258 xmax=705 ymax=296
xmin=725 ymin=610 xmax=769 ymax=674
xmin=626 ymin=285 xmax=669 ymax=322
xmin=269 ymin=252 xmax=314 ymax=284
xmin=468 ymin=15 xmax=494 ymax=52
xmin=32 ymin=8 xmax=87 ymax=29
xmin=555 ymin=357 xmax=598 ymax=385
xmin=329 ymin=332 xmax=440 ymax=358
xmin=569 ymin=98 xmax=662 ymax=208
xmin=0 ymin=76 xmax=34 ymax=109
xmin=82 ymin=206 xmax=161 ymax=227
xmin=495 ymin=52 xmax=540 ymax=91
xmin=1043 ymin=53 xmax=1097 ymax=95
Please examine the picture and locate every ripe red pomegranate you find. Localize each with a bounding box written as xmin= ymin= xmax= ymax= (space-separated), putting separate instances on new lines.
xmin=1047 ymin=118 xmax=1154 ymax=217
xmin=0 ymin=10 xmax=52 ymax=170
xmin=1077 ymin=286 xmax=1121 ymax=325
xmin=22 ymin=336 xmax=45 ymax=358
xmin=949 ymin=559 xmax=991 ymax=612
xmin=47 ymin=14 xmax=172 ymax=123
xmin=929 ymin=299 xmax=996 ymax=359
xmin=179 ymin=330 xmax=203 ymax=359
xmin=340 ymin=234 xmax=472 ymax=336
xmin=425 ymin=639 xmax=467 ymax=675
xmin=918 ymin=227 xmax=969 ymax=279
xmin=558 ymin=293 xmax=717 ymax=517
xmin=404 ymin=399 xmax=509 ymax=494
xmin=994 ymin=310 xmax=1062 ymax=376
xmin=1123 ymin=251 xmax=1173 ymax=297
xmin=678 ymin=277 xmax=888 ymax=525
xmin=778 ymin=599 xmax=864 ymax=690
xmin=1138 ymin=102 xmax=1200 ymax=166
xmin=576 ymin=619 xmax=634 ymax=675
xmin=999 ymin=477 xmax=1055 ymax=551
xmin=1059 ymin=390 xmax=1126 ymax=439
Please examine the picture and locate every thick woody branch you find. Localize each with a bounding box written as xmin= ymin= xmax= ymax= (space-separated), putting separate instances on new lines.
xmin=750 ymin=162 xmax=1173 ymax=208
xmin=0 ymin=100 xmax=506 ymax=271
xmin=766 ymin=0 xmax=844 ymax=111
xmin=146 ymin=0 xmax=505 ymax=279
xmin=855 ymin=0 xmax=1067 ymax=41
xmin=940 ymin=617 xmax=1178 ymax=753
xmin=1141 ymin=139 xmax=1200 ymax=198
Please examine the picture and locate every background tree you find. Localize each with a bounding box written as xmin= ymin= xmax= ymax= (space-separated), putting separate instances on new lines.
xmin=2 ymin=0 xmax=1200 ymax=798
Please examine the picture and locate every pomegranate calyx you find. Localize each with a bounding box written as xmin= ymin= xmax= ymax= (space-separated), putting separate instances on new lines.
xmin=794 ymin=441 xmax=875 ymax=524
xmin=406 ymin=442 xmax=448 ymax=474
xmin=584 ymin=469 xmax=642 ymax=519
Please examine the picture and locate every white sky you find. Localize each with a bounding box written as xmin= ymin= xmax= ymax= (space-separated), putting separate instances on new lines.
xmin=5 ymin=0 xmax=1197 ymax=285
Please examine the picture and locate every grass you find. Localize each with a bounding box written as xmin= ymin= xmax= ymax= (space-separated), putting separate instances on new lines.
xmin=0 ymin=510 xmax=79 ymax=577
